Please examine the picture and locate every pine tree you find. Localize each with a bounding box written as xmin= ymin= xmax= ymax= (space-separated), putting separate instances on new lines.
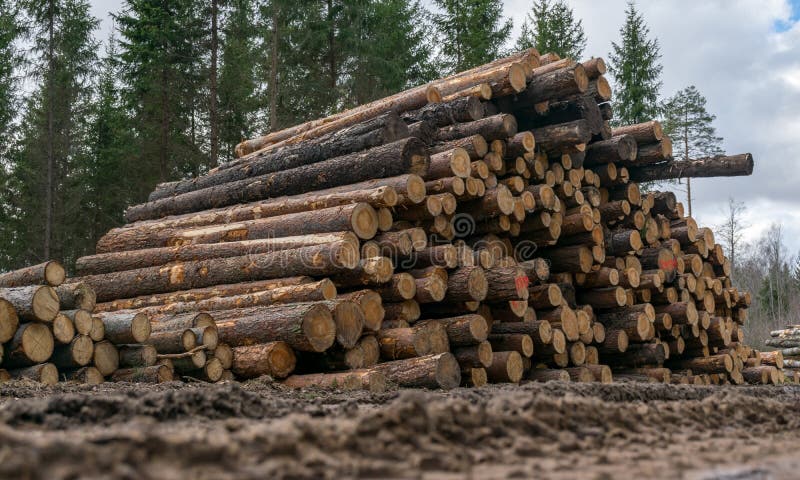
xmin=217 ymin=0 xmax=260 ymax=161
xmin=432 ymin=0 xmax=512 ymax=73
xmin=115 ymin=0 xmax=208 ymax=189
xmin=347 ymin=0 xmax=439 ymax=106
xmin=78 ymin=35 xmax=137 ymax=249
xmin=516 ymin=0 xmax=586 ymax=59
xmin=608 ymin=1 xmax=662 ymax=126
xmin=7 ymin=0 xmax=98 ymax=267
xmin=0 ymin=1 xmax=24 ymax=268
xmin=661 ymin=85 xmax=724 ymax=215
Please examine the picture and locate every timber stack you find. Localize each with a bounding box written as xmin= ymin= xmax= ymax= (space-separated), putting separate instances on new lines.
xmin=3 ymin=48 xmax=764 ymax=389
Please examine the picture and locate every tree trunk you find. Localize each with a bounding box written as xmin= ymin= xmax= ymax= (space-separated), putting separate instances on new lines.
xmin=94 ymin=311 xmax=151 ymax=344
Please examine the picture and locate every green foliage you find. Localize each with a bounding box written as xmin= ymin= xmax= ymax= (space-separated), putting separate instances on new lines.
xmin=115 ymin=0 xmax=209 ymax=184
xmin=608 ymin=1 xmax=662 ymax=126
xmin=661 ymin=85 xmax=724 ymax=160
xmin=218 ymin=0 xmax=260 ymax=160
xmin=432 ymin=0 xmax=512 ymax=73
xmin=516 ymin=0 xmax=586 ymax=59
xmin=4 ymin=0 xmax=99 ymax=268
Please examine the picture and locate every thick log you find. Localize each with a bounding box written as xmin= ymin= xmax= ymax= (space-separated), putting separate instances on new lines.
xmin=231 ymin=342 xmax=296 ymax=379
xmin=145 ymin=328 xmax=198 ymax=354
xmin=531 ymin=120 xmax=591 ymax=153
xmin=8 ymin=363 xmax=58 ymax=385
xmin=669 ymin=354 xmax=733 ymax=374
xmin=94 ymin=311 xmax=152 ymax=344
xmin=76 ymin=242 xmax=359 ymax=302
xmin=0 ymin=298 xmax=18 ymax=343
xmin=0 ymin=285 xmax=59 ymax=322
xmin=51 ymin=313 xmax=75 ymax=344
xmin=104 ymin=203 xmax=377 ymax=253
xmin=214 ymin=303 xmax=336 ymax=352
xmin=488 ymin=333 xmax=533 ymax=358
xmin=50 ymin=335 xmax=94 ymax=369
xmin=321 ymin=300 xmax=365 ymax=349
xmin=436 ymin=114 xmax=518 ymax=144
xmin=63 ymin=366 xmax=105 ymax=384
xmin=95 ymin=277 xmax=315 ymax=313
xmin=403 ymin=96 xmax=484 ymax=127
xmin=370 ymin=352 xmax=461 ymax=389
xmin=628 ymin=154 xmax=754 ymax=182
xmin=430 ymin=314 xmax=489 ymax=346
xmin=0 ymin=261 xmax=65 ymax=287
xmin=383 ymin=300 xmax=421 ymax=322
xmin=430 ymin=134 xmax=488 ymax=160
xmin=452 ymin=341 xmax=493 ymax=368
xmin=3 ymin=323 xmax=54 ymax=367
xmin=484 ymin=266 xmax=529 ymax=301
xmin=54 ymin=282 xmax=96 ymax=311
xmin=424 ymin=148 xmax=471 ymax=180
xmin=118 ymin=345 xmax=158 ymax=368
xmin=611 ymin=121 xmax=663 ymax=143
xmin=152 ymin=112 xmax=409 ymax=201
xmin=444 ymin=266 xmax=488 ymax=302
xmin=125 ymin=138 xmax=428 ymax=222
xmin=528 ymin=368 xmax=570 ymax=382
xmin=583 ymin=135 xmax=638 ymax=166
xmin=111 ymin=365 xmax=174 ymax=383
xmin=93 ymin=340 xmax=120 ymax=376
xmin=331 ymin=257 xmax=394 ymax=288
xmin=486 ymin=351 xmax=524 ymax=383
xmin=378 ymin=322 xmax=448 ymax=360
xmin=538 ymin=245 xmax=593 ymax=273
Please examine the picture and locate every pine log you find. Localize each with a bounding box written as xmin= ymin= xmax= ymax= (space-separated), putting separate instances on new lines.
xmin=50 ymin=335 xmax=94 ymax=368
xmin=125 ymin=138 xmax=428 ymax=222
xmin=8 ymin=363 xmax=58 ymax=385
xmin=0 ymin=261 xmax=65 ymax=287
xmin=51 ymin=313 xmax=75 ymax=344
xmin=103 ymin=203 xmax=377 ymax=253
xmin=0 ymin=298 xmax=18 ymax=343
xmin=0 ymin=285 xmax=59 ymax=322
xmin=63 ymin=366 xmax=105 ymax=384
xmin=95 ymin=277 xmax=315 ymax=313
xmin=430 ymin=314 xmax=489 ymax=346
xmin=403 ymin=95 xmax=484 ymax=127
xmin=378 ymin=322 xmax=448 ymax=360
xmin=76 ymin=242 xmax=359 ymax=302
xmin=3 ymin=323 xmax=54 ymax=367
xmin=430 ymin=134 xmax=488 ymax=160
xmin=444 ymin=266 xmax=488 ymax=302
xmin=628 ymin=154 xmax=754 ymax=182
xmin=214 ymin=303 xmax=335 ymax=352
xmin=452 ymin=341 xmax=493 ymax=368
xmin=669 ymin=354 xmax=733 ymax=374
xmin=488 ymin=333 xmax=533 ymax=358
xmin=583 ymin=135 xmax=638 ymax=165
xmin=153 ymin=112 xmax=409 ymax=201
xmin=93 ymin=311 xmax=151 ymax=344
xmin=92 ymin=340 xmax=119 ymax=376
xmin=531 ymin=120 xmax=591 ymax=153
xmin=436 ymin=114 xmax=518 ymax=143
xmin=54 ymin=282 xmax=96 ymax=311
xmin=528 ymin=368 xmax=570 ymax=382
xmin=118 ymin=345 xmax=158 ymax=368
xmin=231 ymin=342 xmax=296 ymax=379
xmin=486 ymin=351 xmax=524 ymax=383
xmin=331 ymin=256 xmax=394 ymax=288
xmin=370 ymin=352 xmax=461 ymax=389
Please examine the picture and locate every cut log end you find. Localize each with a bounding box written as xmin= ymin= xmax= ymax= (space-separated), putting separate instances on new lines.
xmin=22 ymin=323 xmax=55 ymax=364
xmin=351 ymin=203 xmax=379 ymax=240
xmin=33 ymin=286 xmax=60 ymax=322
xmin=435 ymin=352 xmax=462 ymax=389
xmin=303 ymin=304 xmax=338 ymax=352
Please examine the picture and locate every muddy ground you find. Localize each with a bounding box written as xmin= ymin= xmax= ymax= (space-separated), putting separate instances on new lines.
xmin=1 ymin=379 xmax=799 ymax=479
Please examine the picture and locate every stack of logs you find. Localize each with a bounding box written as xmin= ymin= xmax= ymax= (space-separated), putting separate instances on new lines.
xmin=761 ymin=327 xmax=800 ymax=384
xmin=0 ymin=261 xmax=134 ymax=384
xmin=8 ymin=48 xmax=764 ymax=390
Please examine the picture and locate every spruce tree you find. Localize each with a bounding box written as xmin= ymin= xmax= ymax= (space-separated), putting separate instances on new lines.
xmin=7 ymin=0 xmax=98 ymax=267
xmin=347 ymin=0 xmax=439 ymax=106
xmin=218 ymin=0 xmax=259 ymax=161
xmin=608 ymin=1 xmax=662 ymax=126
xmin=0 ymin=1 xmax=24 ymax=268
xmin=432 ymin=0 xmax=512 ymax=73
xmin=516 ymin=0 xmax=586 ymax=59
xmin=661 ymin=85 xmax=724 ymax=216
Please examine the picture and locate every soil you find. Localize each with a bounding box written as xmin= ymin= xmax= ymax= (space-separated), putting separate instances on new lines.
xmin=1 ymin=379 xmax=799 ymax=479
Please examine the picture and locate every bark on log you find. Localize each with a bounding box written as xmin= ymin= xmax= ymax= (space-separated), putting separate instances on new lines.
xmin=152 ymin=112 xmax=409 ymax=200
xmin=104 ymin=203 xmax=377 ymax=253
xmin=486 ymin=351 xmax=524 ymax=383
xmin=76 ymin=242 xmax=359 ymax=302
xmin=118 ymin=344 xmax=158 ymax=368
xmin=452 ymin=341 xmax=493 ymax=368
xmin=436 ymin=114 xmax=518 ymax=143
xmin=629 ymin=154 xmax=754 ymax=182
xmin=55 ymin=282 xmax=96 ymax=311
xmin=403 ymin=96 xmax=484 ymax=127
xmin=0 ymin=298 xmax=18 ymax=344
xmin=52 ymin=313 xmax=75 ymax=344
xmin=231 ymin=342 xmax=296 ymax=379
xmin=95 ymin=277 xmax=316 ymax=313
xmin=63 ymin=366 xmax=105 ymax=384
xmin=370 ymin=352 xmax=461 ymax=389
xmin=125 ymin=138 xmax=428 ymax=222
xmin=0 ymin=261 xmax=65 ymax=287
xmin=213 ymin=303 xmax=336 ymax=352
xmin=283 ymin=369 xmax=386 ymax=392
xmin=611 ymin=121 xmax=663 ymax=143
xmin=531 ymin=120 xmax=591 ymax=153
xmin=8 ymin=363 xmax=58 ymax=385
xmin=95 ymin=311 xmax=152 ymax=344
xmin=0 ymin=285 xmax=59 ymax=322
xmin=50 ymin=335 xmax=94 ymax=368
xmin=3 ymin=322 xmax=54 ymax=367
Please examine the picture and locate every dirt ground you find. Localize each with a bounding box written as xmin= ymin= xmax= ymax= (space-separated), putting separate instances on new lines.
xmin=1 ymin=379 xmax=799 ymax=479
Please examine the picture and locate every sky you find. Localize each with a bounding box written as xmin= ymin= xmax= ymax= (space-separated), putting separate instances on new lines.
xmin=89 ymin=0 xmax=800 ymax=251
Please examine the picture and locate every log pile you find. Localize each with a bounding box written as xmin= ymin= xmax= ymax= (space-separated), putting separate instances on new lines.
xmin=0 ymin=262 xmax=136 ymax=384
xmin=759 ymin=327 xmax=800 ymax=384
xmin=3 ymin=48 xmax=763 ymax=390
